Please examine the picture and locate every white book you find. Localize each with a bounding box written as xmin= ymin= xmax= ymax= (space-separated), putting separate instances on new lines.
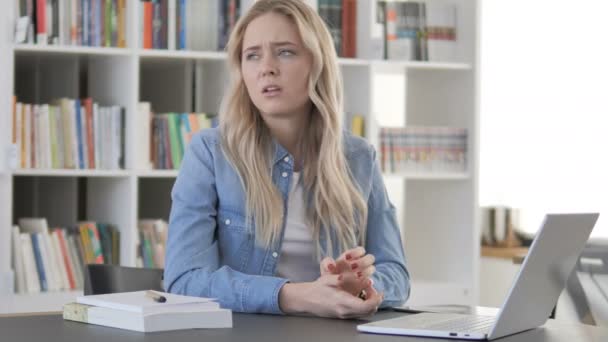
xmin=11 ymin=226 xmax=27 ymax=294
xmin=168 ymin=0 xmax=176 ymax=50
xmin=59 ymin=99 xmax=74 ymax=168
xmin=42 ymin=105 xmax=52 ymax=169
xmin=113 ymin=106 xmax=122 ymax=169
xmin=81 ymin=105 xmax=89 ymax=169
xmin=32 ymin=104 xmax=40 ymax=168
xmin=137 ymin=102 xmax=152 ymax=170
xmin=70 ymin=100 xmax=80 ymax=169
xmin=64 ymin=303 xmax=232 ymax=332
xmin=53 ymin=104 xmax=65 ymax=168
xmin=77 ymin=291 xmax=220 ymax=315
xmin=58 ymin=0 xmax=66 ymax=45
xmin=20 ymin=234 xmax=41 ymax=293
xmin=93 ymin=103 xmax=100 ymax=169
xmin=42 ymin=231 xmax=62 ymax=291
xmin=18 ymin=218 xmax=50 ymax=234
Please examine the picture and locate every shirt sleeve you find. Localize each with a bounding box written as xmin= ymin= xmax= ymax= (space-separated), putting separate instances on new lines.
xmin=365 ymin=147 xmax=411 ymax=307
xmin=163 ymin=133 xmax=289 ymax=314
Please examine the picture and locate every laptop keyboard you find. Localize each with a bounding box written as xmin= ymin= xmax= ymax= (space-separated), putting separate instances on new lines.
xmin=404 ymin=313 xmax=496 ymax=333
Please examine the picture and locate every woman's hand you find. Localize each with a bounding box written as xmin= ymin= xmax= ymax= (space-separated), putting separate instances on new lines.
xmin=319 ymin=247 xmax=377 ymax=297
xmin=279 ymin=274 xmax=383 ymax=319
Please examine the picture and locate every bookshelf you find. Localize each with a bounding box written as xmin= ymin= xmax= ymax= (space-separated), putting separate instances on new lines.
xmin=0 ymin=0 xmax=480 ymax=313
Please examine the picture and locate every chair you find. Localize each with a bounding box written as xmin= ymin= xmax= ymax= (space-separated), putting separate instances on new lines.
xmin=84 ymin=264 xmax=164 ymax=295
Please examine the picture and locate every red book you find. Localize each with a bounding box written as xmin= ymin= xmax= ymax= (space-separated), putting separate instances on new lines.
xmin=143 ymin=1 xmax=153 ymax=49
xmin=83 ymin=98 xmax=95 ymax=169
xmin=341 ymin=0 xmax=357 ymax=58
xmin=55 ymin=230 xmax=76 ymax=290
xmin=36 ymin=0 xmax=47 ymax=44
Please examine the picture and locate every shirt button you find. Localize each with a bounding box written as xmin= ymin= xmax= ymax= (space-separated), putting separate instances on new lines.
xmin=272 ymin=252 xmax=278 ymax=258
xmin=284 ymin=157 xmax=290 ymax=163
xmin=225 ymin=219 xmax=231 ymax=225
xmin=281 ymin=172 xmax=288 ymax=178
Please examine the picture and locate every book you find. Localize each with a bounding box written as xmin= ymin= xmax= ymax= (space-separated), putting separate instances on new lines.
xmin=76 ymin=290 xmax=219 ymax=315
xmin=63 ymin=301 xmax=232 ymax=332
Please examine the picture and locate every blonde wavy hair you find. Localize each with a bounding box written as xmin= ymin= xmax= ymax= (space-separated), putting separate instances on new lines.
xmin=219 ymin=0 xmax=367 ymax=258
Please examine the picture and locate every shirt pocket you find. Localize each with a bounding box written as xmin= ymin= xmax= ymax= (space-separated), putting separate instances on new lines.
xmin=217 ymin=208 xmax=254 ymax=271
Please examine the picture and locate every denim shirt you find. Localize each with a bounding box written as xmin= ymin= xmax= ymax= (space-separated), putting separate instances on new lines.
xmin=164 ymin=127 xmax=410 ymax=314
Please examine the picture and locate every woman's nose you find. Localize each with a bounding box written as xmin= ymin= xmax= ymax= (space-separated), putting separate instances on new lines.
xmin=260 ymin=55 xmax=279 ymax=77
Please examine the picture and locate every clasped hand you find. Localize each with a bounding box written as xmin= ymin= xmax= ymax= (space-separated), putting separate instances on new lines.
xmin=279 ymin=247 xmax=383 ymax=319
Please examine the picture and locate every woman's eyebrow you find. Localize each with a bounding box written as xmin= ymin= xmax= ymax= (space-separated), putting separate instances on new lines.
xmin=243 ymin=41 xmax=297 ymax=53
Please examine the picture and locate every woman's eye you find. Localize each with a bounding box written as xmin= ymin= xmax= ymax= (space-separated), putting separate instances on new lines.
xmin=245 ymin=53 xmax=259 ymax=60
xmin=278 ymin=49 xmax=295 ymax=57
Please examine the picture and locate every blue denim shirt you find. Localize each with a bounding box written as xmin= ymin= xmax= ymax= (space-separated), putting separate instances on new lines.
xmin=164 ymin=127 xmax=410 ymax=314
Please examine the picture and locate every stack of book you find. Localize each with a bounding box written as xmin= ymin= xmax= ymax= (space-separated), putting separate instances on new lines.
xmin=137 ymin=219 xmax=167 ymax=269
xmin=14 ymin=0 xmax=128 ymax=47
xmin=11 ymin=218 xmax=120 ymax=294
xmin=380 ymin=0 xmax=458 ymax=61
xmin=137 ymin=102 xmax=217 ymax=170
xmin=64 ymin=290 xmax=232 ymax=332
xmin=139 ymin=0 xmax=240 ymax=51
xmin=318 ymin=0 xmax=357 ymax=58
xmin=11 ymin=97 xmax=125 ymax=170
xmin=380 ymin=126 xmax=467 ymax=174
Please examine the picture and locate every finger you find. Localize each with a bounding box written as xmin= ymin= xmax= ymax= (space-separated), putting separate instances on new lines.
xmin=356 ymin=265 xmax=376 ymax=279
xmin=339 ymin=291 xmax=382 ymax=316
xmin=349 ymin=254 xmax=375 ymax=271
xmin=338 ymin=272 xmax=366 ymax=296
xmin=319 ymin=257 xmax=337 ymax=275
xmin=318 ymin=273 xmax=344 ymax=287
xmin=338 ymin=246 xmax=366 ymax=262
xmin=334 ymin=258 xmax=351 ymax=274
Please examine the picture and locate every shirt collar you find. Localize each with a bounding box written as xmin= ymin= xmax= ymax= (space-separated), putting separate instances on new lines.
xmin=272 ymin=138 xmax=292 ymax=166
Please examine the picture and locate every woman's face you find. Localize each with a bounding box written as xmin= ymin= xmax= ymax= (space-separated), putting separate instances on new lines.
xmin=241 ymin=12 xmax=313 ymax=119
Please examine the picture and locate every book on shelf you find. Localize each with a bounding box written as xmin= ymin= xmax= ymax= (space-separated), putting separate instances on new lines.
xmin=345 ymin=112 xmax=365 ymax=137
xmin=138 ymin=0 xmax=240 ymax=51
xmin=137 ymin=219 xmax=168 ymax=269
xmin=480 ymin=206 xmax=523 ymax=248
xmin=379 ymin=126 xmax=467 ymax=174
xmin=377 ymin=0 xmax=457 ymax=62
xmin=139 ymin=102 xmax=217 ymax=170
xmin=11 ymin=97 xmax=125 ymax=170
xmin=11 ymin=217 xmax=120 ymax=294
xmin=63 ymin=290 xmax=232 ymax=332
xmin=14 ymin=0 xmax=127 ymax=47
xmin=317 ymin=0 xmax=357 ymax=58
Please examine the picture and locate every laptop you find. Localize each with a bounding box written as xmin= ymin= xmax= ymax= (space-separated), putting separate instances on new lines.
xmin=358 ymin=213 xmax=599 ymax=340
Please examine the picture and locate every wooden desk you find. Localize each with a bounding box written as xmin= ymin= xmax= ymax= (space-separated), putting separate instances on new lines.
xmin=2 ymin=310 xmax=608 ymax=342
xmin=481 ymin=246 xmax=528 ymax=262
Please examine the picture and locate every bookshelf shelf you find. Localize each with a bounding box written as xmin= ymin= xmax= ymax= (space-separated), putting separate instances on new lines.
xmin=136 ymin=170 xmax=179 ymax=178
xmin=13 ymin=44 xmax=133 ymax=57
xmin=338 ymin=58 xmax=370 ymax=66
xmin=383 ymin=172 xmax=470 ymax=181
xmin=11 ymin=169 xmax=131 ymax=178
xmin=138 ymin=49 xmax=227 ymax=61
xmin=1 ymin=0 xmax=480 ymax=312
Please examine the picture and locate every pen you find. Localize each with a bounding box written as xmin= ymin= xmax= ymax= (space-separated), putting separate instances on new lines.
xmin=145 ymin=290 xmax=167 ymax=303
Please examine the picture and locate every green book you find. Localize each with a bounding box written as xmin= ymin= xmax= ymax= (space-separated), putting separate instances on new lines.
xmin=167 ymin=114 xmax=183 ymax=169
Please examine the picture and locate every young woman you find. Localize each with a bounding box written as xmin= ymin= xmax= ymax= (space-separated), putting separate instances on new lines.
xmin=164 ymin=0 xmax=410 ymax=319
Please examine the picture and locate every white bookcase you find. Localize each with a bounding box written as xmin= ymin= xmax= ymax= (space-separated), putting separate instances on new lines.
xmin=0 ymin=0 xmax=480 ymax=313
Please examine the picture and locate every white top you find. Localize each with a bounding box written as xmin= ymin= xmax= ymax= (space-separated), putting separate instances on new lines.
xmin=275 ymin=172 xmax=320 ymax=282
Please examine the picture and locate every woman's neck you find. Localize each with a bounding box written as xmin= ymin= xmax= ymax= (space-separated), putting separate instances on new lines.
xmin=264 ymin=111 xmax=311 ymax=172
